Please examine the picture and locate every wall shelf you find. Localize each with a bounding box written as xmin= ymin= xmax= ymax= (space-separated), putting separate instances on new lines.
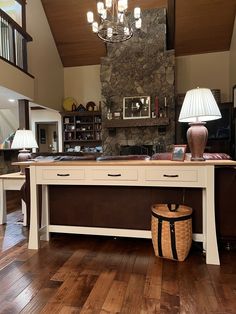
xmin=103 ymin=117 xmax=169 ymax=128
xmin=61 ymin=111 xmax=102 ymax=151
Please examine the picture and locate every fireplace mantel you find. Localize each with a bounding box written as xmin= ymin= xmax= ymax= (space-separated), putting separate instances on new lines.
xmin=103 ymin=117 xmax=169 ymax=129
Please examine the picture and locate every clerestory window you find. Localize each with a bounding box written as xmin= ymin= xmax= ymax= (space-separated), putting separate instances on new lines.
xmin=0 ymin=0 xmax=31 ymax=71
xmin=0 ymin=0 xmax=24 ymax=27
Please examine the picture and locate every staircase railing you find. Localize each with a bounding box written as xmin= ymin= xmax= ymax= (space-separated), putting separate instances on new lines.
xmin=0 ymin=8 xmax=32 ymax=73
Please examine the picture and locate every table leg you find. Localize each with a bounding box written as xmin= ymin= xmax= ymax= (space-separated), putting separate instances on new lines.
xmin=0 ymin=179 xmax=7 ymax=224
xmin=204 ymin=166 xmax=220 ymax=265
xmin=41 ymin=185 xmax=50 ymax=241
xmin=28 ymin=166 xmax=39 ymax=250
xmin=22 ymin=200 xmax=27 ymax=226
xmin=202 ymin=189 xmax=206 ymax=252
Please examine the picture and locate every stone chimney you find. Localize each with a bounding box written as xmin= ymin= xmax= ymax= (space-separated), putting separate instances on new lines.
xmin=100 ymin=8 xmax=175 ymax=155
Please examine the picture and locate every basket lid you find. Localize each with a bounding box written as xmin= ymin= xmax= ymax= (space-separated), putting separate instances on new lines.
xmin=151 ymin=203 xmax=192 ymax=218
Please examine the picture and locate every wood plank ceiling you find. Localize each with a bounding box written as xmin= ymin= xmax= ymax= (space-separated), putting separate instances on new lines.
xmin=41 ymin=0 xmax=236 ymax=67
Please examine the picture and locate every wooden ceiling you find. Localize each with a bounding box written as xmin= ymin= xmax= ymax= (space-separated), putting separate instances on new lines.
xmin=41 ymin=0 xmax=236 ymax=67
xmin=176 ymin=0 xmax=236 ymax=56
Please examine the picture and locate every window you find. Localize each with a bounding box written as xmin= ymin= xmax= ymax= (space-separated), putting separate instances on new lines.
xmin=0 ymin=0 xmax=23 ymax=27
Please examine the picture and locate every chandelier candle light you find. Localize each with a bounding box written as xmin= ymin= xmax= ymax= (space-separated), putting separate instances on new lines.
xmin=178 ymin=88 xmax=222 ymax=161
xmin=87 ymin=0 xmax=142 ymax=43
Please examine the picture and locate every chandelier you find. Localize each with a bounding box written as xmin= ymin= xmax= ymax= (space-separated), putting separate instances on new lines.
xmin=87 ymin=0 xmax=142 ymax=43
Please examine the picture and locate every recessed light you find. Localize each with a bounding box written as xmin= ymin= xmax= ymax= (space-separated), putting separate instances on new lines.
xmin=8 ymin=99 xmax=15 ymax=102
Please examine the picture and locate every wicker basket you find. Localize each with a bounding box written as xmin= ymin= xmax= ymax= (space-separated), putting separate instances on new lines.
xmin=151 ymin=204 xmax=193 ymax=261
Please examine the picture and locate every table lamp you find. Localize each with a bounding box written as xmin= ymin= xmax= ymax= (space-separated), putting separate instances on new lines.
xmin=178 ymin=88 xmax=222 ymax=161
xmin=11 ymin=129 xmax=38 ymax=174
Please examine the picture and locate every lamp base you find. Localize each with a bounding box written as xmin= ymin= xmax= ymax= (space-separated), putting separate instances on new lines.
xmin=18 ymin=149 xmax=32 ymax=175
xmin=187 ymin=122 xmax=208 ymax=161
xmin=18 ymin=149 xmax=31 ymax=162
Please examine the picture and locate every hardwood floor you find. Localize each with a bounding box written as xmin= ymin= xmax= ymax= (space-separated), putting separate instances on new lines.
xmin=0 ymin=209 xmax=236 ymax=313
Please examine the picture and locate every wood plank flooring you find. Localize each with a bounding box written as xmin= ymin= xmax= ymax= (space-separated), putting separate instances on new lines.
xmin=0 ymin=210 xmax=236 ymax=313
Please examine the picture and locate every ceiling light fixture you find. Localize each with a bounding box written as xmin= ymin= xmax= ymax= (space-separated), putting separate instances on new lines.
xmin=8 ymin=99 xmax=15 ymax=102
xmin=87 ymin=0 xmax=142 ymax=43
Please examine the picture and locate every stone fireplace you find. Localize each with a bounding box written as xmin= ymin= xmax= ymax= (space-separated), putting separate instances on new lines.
xmin=100 ymin=8 xmax=175 ymax=156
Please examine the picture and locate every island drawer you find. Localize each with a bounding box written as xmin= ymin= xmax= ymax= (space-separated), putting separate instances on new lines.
xmin=36 ymin=167 xmax=85 ymax=182
xmin=145 ymin=167 xmax=203 ymax=185
xmin=88 ymin=168 xmax=139 ymax=181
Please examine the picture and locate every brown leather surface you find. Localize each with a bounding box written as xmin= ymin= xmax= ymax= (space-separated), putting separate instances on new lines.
xmin=203 ymin=153 xmax=232 ymax=160
xmin=151 ymin=152 xmax=232 ymax=161
xmin=32 ymin=154 xmax=96 ymax=161
xmin=97 ymin=155 xmax=150 ymax=161
xmin=151 ymin=153 xmax=172 ymax=160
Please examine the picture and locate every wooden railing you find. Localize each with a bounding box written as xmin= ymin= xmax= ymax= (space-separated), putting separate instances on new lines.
xmin=0 ymin=8 xmax=32 ymax=72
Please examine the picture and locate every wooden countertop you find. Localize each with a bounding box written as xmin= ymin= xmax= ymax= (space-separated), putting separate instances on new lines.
xmin=12 ymin=159 xmax=236 ymax=167
xmin=0 ymin=172 xmax=25 ymax=179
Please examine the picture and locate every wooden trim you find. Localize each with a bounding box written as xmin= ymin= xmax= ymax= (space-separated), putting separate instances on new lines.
xmin=103 ymin=117 xmax=169 ymax=128
xmin=18 ymin=99 xmax=30 ymax=129
xmin=12 ymin=27 xmax=16 ymax=65
xmin=60 ymin=111 xmax=102 ymax=116
xmin=0 ymin=8 xmax=32 ymax=41
xmin=22 ymin=38 xmax=28 ymax=71
xmin=30 ymin=107 xmax=46 ymax=110
xmin=167 ymin=0 xmax=175 ymax=50
xmin=15 ymin=0 xmax=26 ymax=5
xmin=21 ymin=0 xmax=26 ymax=31
xmin=14 ymin=0 xmax=26 ymax=30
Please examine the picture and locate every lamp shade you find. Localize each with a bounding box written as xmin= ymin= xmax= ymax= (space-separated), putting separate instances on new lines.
xmin=178 ymin=88 xmax=222 ymax=123
xmin=11 ymin=129 xmax=38 ymax=149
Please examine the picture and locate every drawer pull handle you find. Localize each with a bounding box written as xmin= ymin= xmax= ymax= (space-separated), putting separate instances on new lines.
xmin=57 ymin=174 xmax=70 ymax=177
xmin=163 ymin=174 xmax=179 ymax=178
xmin=108 ymin=174 xmax=121 ymax=177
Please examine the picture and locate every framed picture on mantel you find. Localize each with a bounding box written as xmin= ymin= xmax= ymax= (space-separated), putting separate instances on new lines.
xmin=123 ymin=96 xmax=151 ymax=119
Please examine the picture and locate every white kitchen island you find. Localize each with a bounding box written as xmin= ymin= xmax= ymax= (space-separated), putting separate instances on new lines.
xmin=23 ymin=159 xmax=236 ymax=265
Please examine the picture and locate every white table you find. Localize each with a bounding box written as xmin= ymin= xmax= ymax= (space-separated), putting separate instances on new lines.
xmin=0 ymin=172 xmax=26 ymax=226
xmin=26 ymin=159 xmax=236 ymax=265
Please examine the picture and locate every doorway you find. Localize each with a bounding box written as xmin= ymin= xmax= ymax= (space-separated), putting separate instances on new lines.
xmin=36 ymin=122 xmax=58 ymax=153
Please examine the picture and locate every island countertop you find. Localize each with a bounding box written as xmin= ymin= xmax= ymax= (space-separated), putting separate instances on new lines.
xmin=12 ymin=159 xmax=236 ymax=167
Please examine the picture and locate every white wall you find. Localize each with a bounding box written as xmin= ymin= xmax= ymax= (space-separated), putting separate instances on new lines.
xmin=30 ymin=108 xmax=62 ymax=152
xmin=0 ymin=59 xmax=34 ymax=100
xmin=230 ymin=16 xmax=236 ymax=98
xmin=64 ymin=65 xmax=101 ymax=108
xmin=176 ymin=51 xmax=230 ymax=102
xmin=26 ymin=0 xmax=64 ymax=110
xmin=0 ymin=107 xmax=19 ymax=143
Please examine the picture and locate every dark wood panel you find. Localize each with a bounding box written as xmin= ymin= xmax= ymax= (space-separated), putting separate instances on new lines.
xmin=49 ymin=185 xmax=203 ymax=233
xmin=6 ymin=191 xmax=21 ymax=213
xmin=18 ymin=99 xmax=29 ymax=129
